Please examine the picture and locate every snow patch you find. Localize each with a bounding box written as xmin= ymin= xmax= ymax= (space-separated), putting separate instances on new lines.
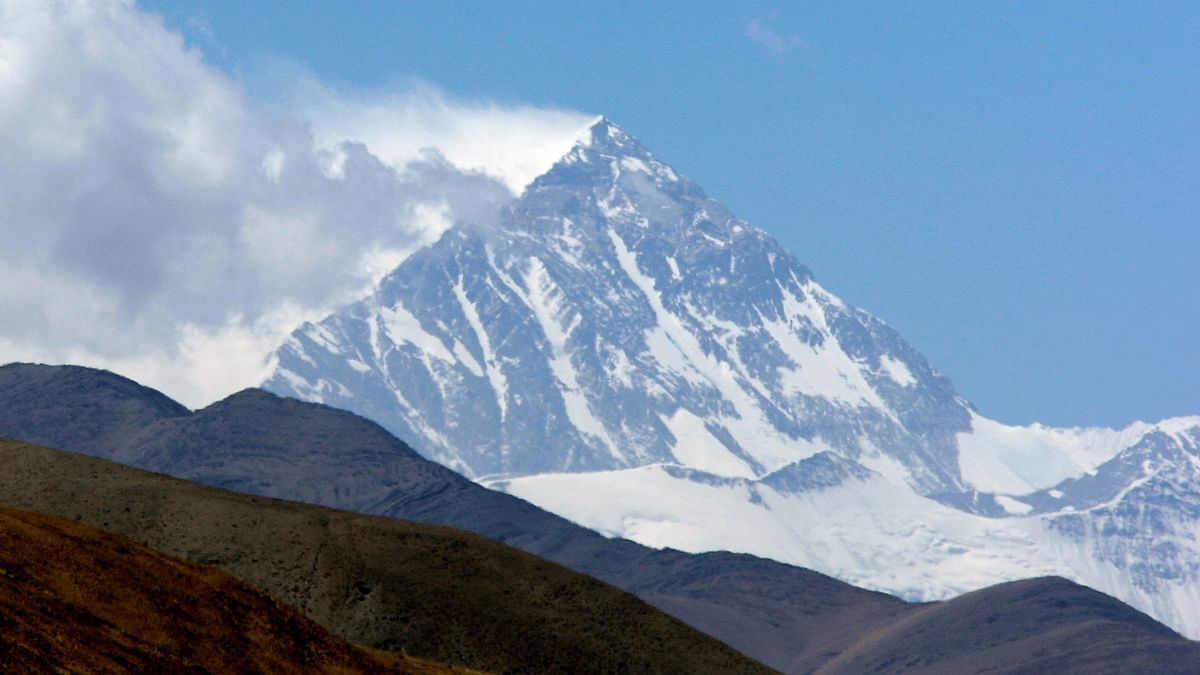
xmin=1154 ymin=417 xmax=1200 ymax=449
xmin=620 ymin=156 xmax=652 ymax=174
xmin=995 ymin=495 xmax=1034 ymax=515
xmin=451 ymin=339 xmax=483 ymax=377
xmin=604 ymin=343 xmax=637 ymax=389
xmin=879 ymin=355 xmax=917 ymax=387
xmin=524 ymin=258 xmax=621 ymax=460
xmin=662 ymin=408 xmax=755 ymax=478
xmin=493 ymin=466 xmax=1071 ymax=603
xmin=958 ymin=411 xmax=1152 ymax=494
xmin=610 ymin=230 xmax=818 ymax=472
xmin=666 ymin=256 xmax=682 ymax=281
xmin=453 ymin=279 xmax=508 ymax=418
xmin=762 ymin=286 xmax=893 ymax=416
xmin=275 ymin=368 xmax=325 ymax=404
xmin=857 ymin=439 xmax=915 ymax=487
xmin=303 ymin=323 xmax=345 ymax=356
xmin=379 ymin=303 xmax=454 ymax=363
xmin=284 ymin=337 xmax=317 ymax=367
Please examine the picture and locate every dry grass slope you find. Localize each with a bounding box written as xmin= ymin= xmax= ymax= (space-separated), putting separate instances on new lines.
xmin=0 ymin=438 xmax=774 ymax=675
xmin=0 ymin=505 xmax=428 ymax=674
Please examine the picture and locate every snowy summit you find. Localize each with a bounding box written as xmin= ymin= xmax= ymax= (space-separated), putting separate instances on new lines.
xmin=266 ymin=118 xmax=1200 ymax=638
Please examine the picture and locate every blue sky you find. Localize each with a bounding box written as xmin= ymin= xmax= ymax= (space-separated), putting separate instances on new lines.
xmin=141 ymin=1 xmax=1198 ymax=427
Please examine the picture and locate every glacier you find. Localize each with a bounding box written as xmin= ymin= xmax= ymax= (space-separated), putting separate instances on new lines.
xmin=265 ymin=117 xmax=1200 ymax=638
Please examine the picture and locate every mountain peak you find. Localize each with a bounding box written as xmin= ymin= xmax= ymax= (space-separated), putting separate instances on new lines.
xmin=577 ymin=116 xmax=654 ymax=160
xmin=528 ymin=116 xmax=682 ymax=195
xmin=582 ymin=116 xmax=637 ymax=151
xmin=261 ymin=114 xmax=1200 ymax=645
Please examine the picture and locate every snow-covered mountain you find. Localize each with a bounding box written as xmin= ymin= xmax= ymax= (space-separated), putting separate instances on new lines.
xmin=493 ymin=418 xmax=1200 ymax=636
xmin=264 ymin=118 xmax=1200 ymax=637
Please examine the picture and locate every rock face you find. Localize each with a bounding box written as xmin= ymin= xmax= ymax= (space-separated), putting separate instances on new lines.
xmin=260 ymin=118 xmax=1200 ymax=638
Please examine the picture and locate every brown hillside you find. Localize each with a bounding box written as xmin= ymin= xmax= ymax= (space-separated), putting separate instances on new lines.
xmin=0 ymin=505 xmax=423 ymax=674
xmin=0 ymin=438 xmax=774 ymax=674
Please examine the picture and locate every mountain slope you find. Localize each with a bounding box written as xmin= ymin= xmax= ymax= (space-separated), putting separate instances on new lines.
xmin=0 ymin=505 xmax=408 ymax=674
xmin=3 ymin=363 xmax=1199 ymax=672
xmin=0 ymin=362 xmax=188 ymax=460
xmin=0 ymin=436 xmax=773 ymax=675
xmin=260 ymin=118 xmax=1200 ymax=638
xmin=266 ymin=118 xmax=971 ymax=493
xmin=818 ymin=577 xmax=1200 ymax=675
xmin=0 ymin=362 xmax=902 ymax=671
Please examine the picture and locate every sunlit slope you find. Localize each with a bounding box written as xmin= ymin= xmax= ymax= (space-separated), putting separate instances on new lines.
xmin=0 ymin=438 xmax=773 ymax=675
xmin=0 ymin=505 xmax=410 ymax=674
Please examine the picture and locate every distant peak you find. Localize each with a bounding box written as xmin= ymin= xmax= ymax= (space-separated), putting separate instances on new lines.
xmin=587 ymin=114 xmax=610 ymax=134
xmin=578 ymin=116 xmax=644 ymax=156
xmin=585 ymin=115 xmax=623 ymax=140
xmin=526 ymin=116 xmax=680 ymax=194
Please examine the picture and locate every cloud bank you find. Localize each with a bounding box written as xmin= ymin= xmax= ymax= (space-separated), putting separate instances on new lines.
xmin=0 ymin=0 xmax=593 ymax=407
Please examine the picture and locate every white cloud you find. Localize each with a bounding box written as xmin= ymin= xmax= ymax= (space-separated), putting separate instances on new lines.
xmin=745 ymin=17 xmax=808 ymax=58
xmin=290 ymin=77 xmax=598 ymax=194
xmin=0 ymin=0 xmax=594 ymax=407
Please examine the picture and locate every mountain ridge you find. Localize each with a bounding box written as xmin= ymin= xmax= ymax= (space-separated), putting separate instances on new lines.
xmin=260 ymin=118 xmax=1200 ymax=639
xmin=0 ymin=361 xmax=903 ymax=671
xmin=0 ymin=433 xmax=774 ymax=675
xmin=267 ymin=117 xmax=972 ymax=491
xmin=9 ymin=362 xmax=1200 ymax=672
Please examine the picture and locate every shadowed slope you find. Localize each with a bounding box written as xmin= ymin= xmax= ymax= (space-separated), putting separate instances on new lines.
xmin=0 ymin=363 xmax=188 ymax=460
xmin=0 ymin=363 xmax=906 ymax=671
xmin=0 ymin=505 xmax=410 ymax=674
xmin=0 ymin=438 xmax=773 ymax=675
xmin=817 ymin=577 xmax=1200 ymax=674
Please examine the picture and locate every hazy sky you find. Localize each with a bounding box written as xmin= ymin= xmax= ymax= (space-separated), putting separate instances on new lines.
xmin=6 ymin=1 xmax=1196 ymax=427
